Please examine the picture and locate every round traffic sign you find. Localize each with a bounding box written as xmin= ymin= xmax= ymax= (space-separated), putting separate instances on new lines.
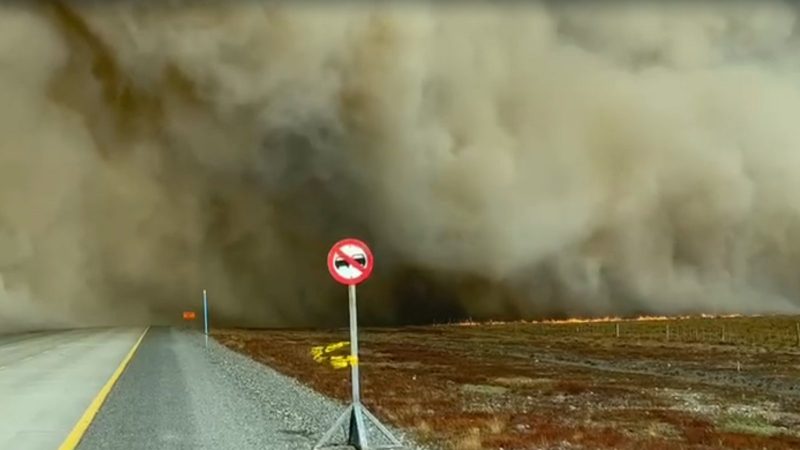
xmin=327 ymin=238 xmax=374 ymax=285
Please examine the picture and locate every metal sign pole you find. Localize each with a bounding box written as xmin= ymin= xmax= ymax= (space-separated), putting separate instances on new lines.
xmin=349 ymin=285 xmax=360 ymax=404
xmin=203 ymin=289 xmax=209 ymax=348
xmin=348 ymin=284 xmax=369 ymax=448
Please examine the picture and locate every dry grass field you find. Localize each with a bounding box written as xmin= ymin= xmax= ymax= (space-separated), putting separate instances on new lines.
xmin=214 ymin=315 xmax=800 ymax=449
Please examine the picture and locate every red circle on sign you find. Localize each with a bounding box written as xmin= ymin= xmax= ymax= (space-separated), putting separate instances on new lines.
xmin=327 ymin=238 xmax=374 ymax=286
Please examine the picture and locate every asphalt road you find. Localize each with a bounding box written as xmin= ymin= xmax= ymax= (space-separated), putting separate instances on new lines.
xmin=77 ymin=327 xmax=419 ymax=450
xmin=0 ymin=328 xmax=145 ymax=450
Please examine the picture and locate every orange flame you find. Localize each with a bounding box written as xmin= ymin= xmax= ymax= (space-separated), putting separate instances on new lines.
xmin=452 ymin=313 xmax=746 ymax=327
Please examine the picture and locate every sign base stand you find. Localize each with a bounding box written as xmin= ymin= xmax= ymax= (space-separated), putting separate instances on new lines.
xmin=313 ymin=402 xmax=404 ymax=450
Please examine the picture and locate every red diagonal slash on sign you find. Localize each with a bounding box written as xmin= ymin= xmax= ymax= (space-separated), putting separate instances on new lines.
xmin=327 ymin=238 xmax=374 ymax=285
xmin=334 ymin=248 xmax=367 ymax=272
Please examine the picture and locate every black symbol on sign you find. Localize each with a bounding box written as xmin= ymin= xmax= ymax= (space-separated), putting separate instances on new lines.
xmin=334 ymin=253 xmax=366 ymax=269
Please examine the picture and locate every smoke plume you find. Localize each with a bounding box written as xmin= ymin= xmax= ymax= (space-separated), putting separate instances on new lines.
xmin=2 ymin=1 xmax=800 ymax=330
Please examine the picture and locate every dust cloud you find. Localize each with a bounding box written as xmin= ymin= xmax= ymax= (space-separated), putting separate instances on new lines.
xmin=2 ymin=1 xmax=800 ymax=331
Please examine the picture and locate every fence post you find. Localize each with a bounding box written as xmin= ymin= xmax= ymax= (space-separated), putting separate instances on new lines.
xmin=795 ymin=322 xmax=799 ymax=347
xmin=615 ymin=322 xmax=620 ymax=338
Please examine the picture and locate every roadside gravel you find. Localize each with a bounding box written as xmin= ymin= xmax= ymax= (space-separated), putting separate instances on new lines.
xmin=78 ymin=327 xmax=424 ymax=450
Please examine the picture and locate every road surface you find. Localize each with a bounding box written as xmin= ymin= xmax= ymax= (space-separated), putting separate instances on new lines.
xmin=0 ymin=328 xmax=145 ymax=450
xmin=77 ymin=327 xmax=419 ymax=450
xmin=0 ymin=326 xmax=419 ymax=450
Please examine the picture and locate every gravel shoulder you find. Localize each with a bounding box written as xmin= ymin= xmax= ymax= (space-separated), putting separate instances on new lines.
xmin=78 ymin=326 xmax=422 ymax=450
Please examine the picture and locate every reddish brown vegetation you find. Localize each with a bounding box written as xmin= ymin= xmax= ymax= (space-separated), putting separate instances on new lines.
xmin=215 ymin=315 xmax=800 ymax=449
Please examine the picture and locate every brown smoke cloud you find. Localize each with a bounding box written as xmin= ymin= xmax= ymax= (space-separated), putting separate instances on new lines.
xmin=2 ymin=1 xmax=800 ymax=331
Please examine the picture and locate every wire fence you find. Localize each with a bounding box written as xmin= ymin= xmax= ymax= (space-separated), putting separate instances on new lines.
xmin=512 ymin=317 xmax=800 ymax=349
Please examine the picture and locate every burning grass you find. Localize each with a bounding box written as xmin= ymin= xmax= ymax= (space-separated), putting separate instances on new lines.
xmin=214 ymin=314 xmax=800 ymax=449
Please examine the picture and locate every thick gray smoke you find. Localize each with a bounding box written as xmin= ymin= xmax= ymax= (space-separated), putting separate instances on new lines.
xmin=2 ymin=1 xmax=800 ymax=331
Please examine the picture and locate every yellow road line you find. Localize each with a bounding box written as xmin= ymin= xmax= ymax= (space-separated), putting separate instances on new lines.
xmin=58 ymin=326 xmax=150 ymax=450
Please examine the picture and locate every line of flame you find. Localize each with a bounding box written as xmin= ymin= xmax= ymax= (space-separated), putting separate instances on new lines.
xmin=451 ymin=313 xmax=749 ymax=327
